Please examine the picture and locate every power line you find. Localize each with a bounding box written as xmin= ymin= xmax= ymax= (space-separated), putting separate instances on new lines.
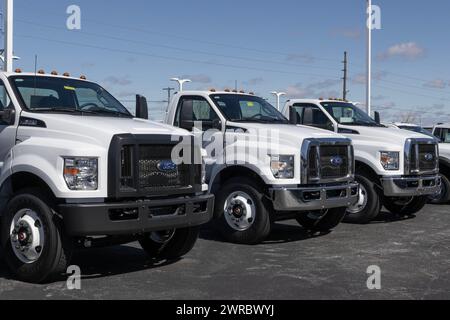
xmin=15 ymin=34 xmax=341 ymax=80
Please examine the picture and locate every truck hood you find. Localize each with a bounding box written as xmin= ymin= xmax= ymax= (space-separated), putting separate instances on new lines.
xmin=17 ymin=112 xmax=190 ymax=146
xmin=339 ymin=124 xmax=435 ymax=147
xmin=228 ymin=121 xmax=347 ymax=147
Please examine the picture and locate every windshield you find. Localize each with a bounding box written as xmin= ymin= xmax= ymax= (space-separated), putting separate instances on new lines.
xmin=10 ymin=76 xmax=132 ymax=117
xmin=210 ymin=94 xmax=288 ymax=123
xmin=320 ymin=102 xmax=381 ymax=127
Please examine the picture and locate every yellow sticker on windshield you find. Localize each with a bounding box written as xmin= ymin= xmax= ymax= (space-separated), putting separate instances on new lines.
xmin=64 ymin=86 xmax=75 ymax=91
xmin=247 ymin=102 xmax=254 ymax=107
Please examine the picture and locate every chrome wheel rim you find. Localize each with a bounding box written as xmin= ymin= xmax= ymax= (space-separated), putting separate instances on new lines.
xmin=347 ymin=184 xmax=368 ymax=214
xmin=224 ymin=191 xmax=256 ymax=231
xmin=9 ymin=209 xmax=45 ymax=264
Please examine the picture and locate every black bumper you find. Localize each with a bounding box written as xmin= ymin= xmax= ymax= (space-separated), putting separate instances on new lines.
xmin=59 ymin=194 xmax=214 ymax=236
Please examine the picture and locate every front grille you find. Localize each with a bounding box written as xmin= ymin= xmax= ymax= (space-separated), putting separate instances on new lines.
xmin=138 ymin=145 xmax=190 ymax=191
xmin=302 ymin=139 xmax=352 ymax=184
xmin=109 ymin=134 xmax=202 ymax=198
xmin=408 ymin=142 xmax=438 ymax=174
xmin=418 ymin=144 xmax=437 ymax=171
xmin=320 ymin=145 xmax=349 ymax=179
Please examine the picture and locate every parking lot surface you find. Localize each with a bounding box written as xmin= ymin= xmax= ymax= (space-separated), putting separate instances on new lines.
xmin=0 ymin=204 xmax=449 ymax=300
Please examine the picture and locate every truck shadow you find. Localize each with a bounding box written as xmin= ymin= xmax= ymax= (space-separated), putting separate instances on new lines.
xmin=199 ymin=222 xmax=328 ymax=244
xmin=370 ymin=211 xmax=416 ymax=224
xmin=0 ymin=245 xmax=180 ymax=283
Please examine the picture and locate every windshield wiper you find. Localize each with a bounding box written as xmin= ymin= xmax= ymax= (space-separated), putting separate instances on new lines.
xmin=30 ymin=107 xmax=81 ymax=114
xmin=80 ymin=109 xmax=132 ymax=118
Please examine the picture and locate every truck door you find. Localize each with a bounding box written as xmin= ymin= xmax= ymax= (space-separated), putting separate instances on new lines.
xmin=290 ymin=103 xmax=335 ymax=131
xmin=173 ymin=95 xmax=223 ymax=179
xmin=0 ymin=80 xmax=17 ymax=175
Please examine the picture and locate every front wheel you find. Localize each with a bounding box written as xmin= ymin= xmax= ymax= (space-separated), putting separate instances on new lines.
xmin=383 ymin=196 xmax=428 ymax=216
xmin=296 ymin=207 xmax=347 ymax=232
xmin=344 ymin=173 xmax=381 ymax=224
xmin=0 ymin=189 xmax=73 ymax=283
xmin=139 ymin=227 xmax=199 ymax=260
xmin=213 ymin=178 xmax=271 ymax=244
xmin=429 ymin=174 xmax=450 ymax=204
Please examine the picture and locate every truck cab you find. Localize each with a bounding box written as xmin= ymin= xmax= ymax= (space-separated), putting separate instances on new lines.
xmin=165 ymin=90 xmax=359 ymax=244
xmin=0 ymin=70 xmax=213 ymax=283
xmin=429 ymin=123 xmax=450 ymax=203
xmin=283 ymin=99 xmax=440 ymax=223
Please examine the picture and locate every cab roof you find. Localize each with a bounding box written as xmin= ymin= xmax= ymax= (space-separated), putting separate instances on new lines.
xmin=0 ymin=71 xmax=92 ymax=83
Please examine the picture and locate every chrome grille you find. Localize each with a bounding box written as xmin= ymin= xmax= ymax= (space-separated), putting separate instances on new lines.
xmin=320 ymin=145 xmax=349 ymax=179
xmin=405 ymin=139 xmax=439 ymax=175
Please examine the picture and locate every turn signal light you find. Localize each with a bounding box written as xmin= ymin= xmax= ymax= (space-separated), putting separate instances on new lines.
xmin=80 ymin=75 xmax=87 ymax=80
xmin=14 ymin=68 xmax=22 ymax=73
xmin=51 ymin=71 xmax=58 ymax=75
xmin=37 ymin=69 xmax=45 ymax=74
xmin=63 ymin=72 xmax=70 ymax=77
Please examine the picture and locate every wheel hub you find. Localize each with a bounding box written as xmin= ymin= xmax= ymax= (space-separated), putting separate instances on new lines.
xmin=347 ymin=184 xmax=368 ymax=214
xmin=224 ymin=192 xmax=256 ymax=231
xmin=9 ymin=209 xmax=44 ymax=264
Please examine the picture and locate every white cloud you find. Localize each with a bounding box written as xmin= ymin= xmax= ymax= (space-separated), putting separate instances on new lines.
xmin=243 ymin=77 xmax=264 ymax=86
xmin=351 ymin=71 xmax=388 ymax=84
xmin=423 ymin=79 xmax=447 ymax=89
xmin=377 ymin=42 xmax=425 ymax=60
xmin=285 ymin=81 xmax=340 ymax=99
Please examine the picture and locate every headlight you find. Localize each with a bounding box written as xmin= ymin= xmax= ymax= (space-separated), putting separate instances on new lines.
xmin=64 ymin=157 xmax=98 ymax=190
xmin=380 ymin=151 xmax=399 ymax=170
xmin=270 ymin=155 xmax=294 ymax=179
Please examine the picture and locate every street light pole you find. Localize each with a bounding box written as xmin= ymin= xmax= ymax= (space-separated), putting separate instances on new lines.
xmin=271 ymin=91 xmax=286 ymax=111
xmin=4 ymin=0 xmax=13 ymax=72
xmin=170 ymin=78 xmax=191 ymax=92
xmin=366 ymin=0 xmax=372 ymax=116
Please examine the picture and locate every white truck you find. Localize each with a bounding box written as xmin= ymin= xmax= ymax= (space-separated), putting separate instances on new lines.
xmin=427 ymin=123 xmax=450 ymax=203
xmin=0 ymin=70 xmax=214 ymax=283
xmin=282 ymin=99 xmax=440 ymax=223
xmin=164 ymin=90 xmax=359 ymax=244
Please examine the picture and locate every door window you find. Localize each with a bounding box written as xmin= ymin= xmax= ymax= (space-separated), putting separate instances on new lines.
xmin=175 ymin=96 xmax=220 ymax=131
xmin=292 ymin=104 xmax=334 ymax=131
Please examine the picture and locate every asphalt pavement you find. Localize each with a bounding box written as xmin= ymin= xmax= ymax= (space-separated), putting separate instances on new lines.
xmin=0 ymin=204 xmax=449 ymax=300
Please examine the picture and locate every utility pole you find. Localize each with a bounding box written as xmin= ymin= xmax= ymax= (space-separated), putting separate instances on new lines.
xmin=366 ymin=0 xmax=372 ymax=116
xmin=342 ymin=51 xmax=348 ymax=100
xmin=163 ymin=87 xmax=175 ymax=105
xmin=3 ymin=0 xmax=13 ymax=72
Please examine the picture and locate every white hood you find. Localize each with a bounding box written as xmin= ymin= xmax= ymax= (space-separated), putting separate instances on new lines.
xmin=17 ymin=112 xmax=190 ymax=147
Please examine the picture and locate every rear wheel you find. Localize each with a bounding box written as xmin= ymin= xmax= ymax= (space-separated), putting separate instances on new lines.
xmin=344 ymin=173 xmax=381 ymax=224
xmin=383 ymin=196 xmax=428 ymax=216
xmin=0 ymin=189 xmax=73 ymax=283
xmin=296 ymin=207 xmax=347 ymax=232
xmin=213 ymin=178 xmax=271 ymax=244
xmin=139 ymin=227 xmax=199 ymax=260
xmin=429 ymin=174 xmax=450 ymax=204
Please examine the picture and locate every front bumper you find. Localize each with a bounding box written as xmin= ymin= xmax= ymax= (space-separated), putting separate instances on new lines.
xmin=381 ymin=175 xmax=441 ymax=197
xmin=269 ymin=182 xmax=359 ymax=212
xmin=59 ymin=194 xmax=214 ymax=236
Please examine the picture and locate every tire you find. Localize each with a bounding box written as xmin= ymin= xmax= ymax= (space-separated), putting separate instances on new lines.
xmin=344 ymin=172 xmax=381 ymax=224
xmin=296 ymin=207 xmax=347 ymax=232
xmin=213 ymin=177 xmax=271 ymax=244
xmin=429 ymin=174 xmax=450 ymax=204
xmin=139 ymin=226 xmax=199 ymax=260
xmin=383 ymin=196 xmax=428 ymax=216
xmin=0 ymin=189 xmax=73 ymax=283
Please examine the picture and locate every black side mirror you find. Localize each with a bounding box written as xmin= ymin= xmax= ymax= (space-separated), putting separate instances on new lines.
xmin=0 ymin=108 xmax=15 ymax=125
xmin=374 ymin=111 xmax=381 ymax=124
xmin=288 ymin=106 xmax=298 ymax=124
xmin=135 ymin=95 xmax=149 ymax=120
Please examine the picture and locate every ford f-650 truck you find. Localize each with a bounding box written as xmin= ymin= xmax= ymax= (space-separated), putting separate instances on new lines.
xmin=283 ymin=99 xmax=440 ymax=223
xmin=0 ymin=70 xmax=213 ymax=283
xmin=164 ymin=90 xmax=359 ymax=244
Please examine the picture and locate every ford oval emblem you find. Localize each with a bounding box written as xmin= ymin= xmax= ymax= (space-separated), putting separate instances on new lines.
xmin=424 ymin=153 xmax=434 ymax=161
xmin=330 ymin=156 xmax=344 ymax=167
xmin=157 ymin=160 xmax=177 ymax=172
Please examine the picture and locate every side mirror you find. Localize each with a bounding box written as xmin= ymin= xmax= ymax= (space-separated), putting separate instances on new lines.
xmin=135 ymin=94 xmax=149 ymax=120
xmin=374 ymin=111 xmax=381 ymax=124
xmin=0 ymin=108 xmax=15 ymax=125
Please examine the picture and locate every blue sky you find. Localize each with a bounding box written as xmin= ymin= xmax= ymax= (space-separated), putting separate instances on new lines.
xmin=2 ymin=0 xmax=449 ymax=124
